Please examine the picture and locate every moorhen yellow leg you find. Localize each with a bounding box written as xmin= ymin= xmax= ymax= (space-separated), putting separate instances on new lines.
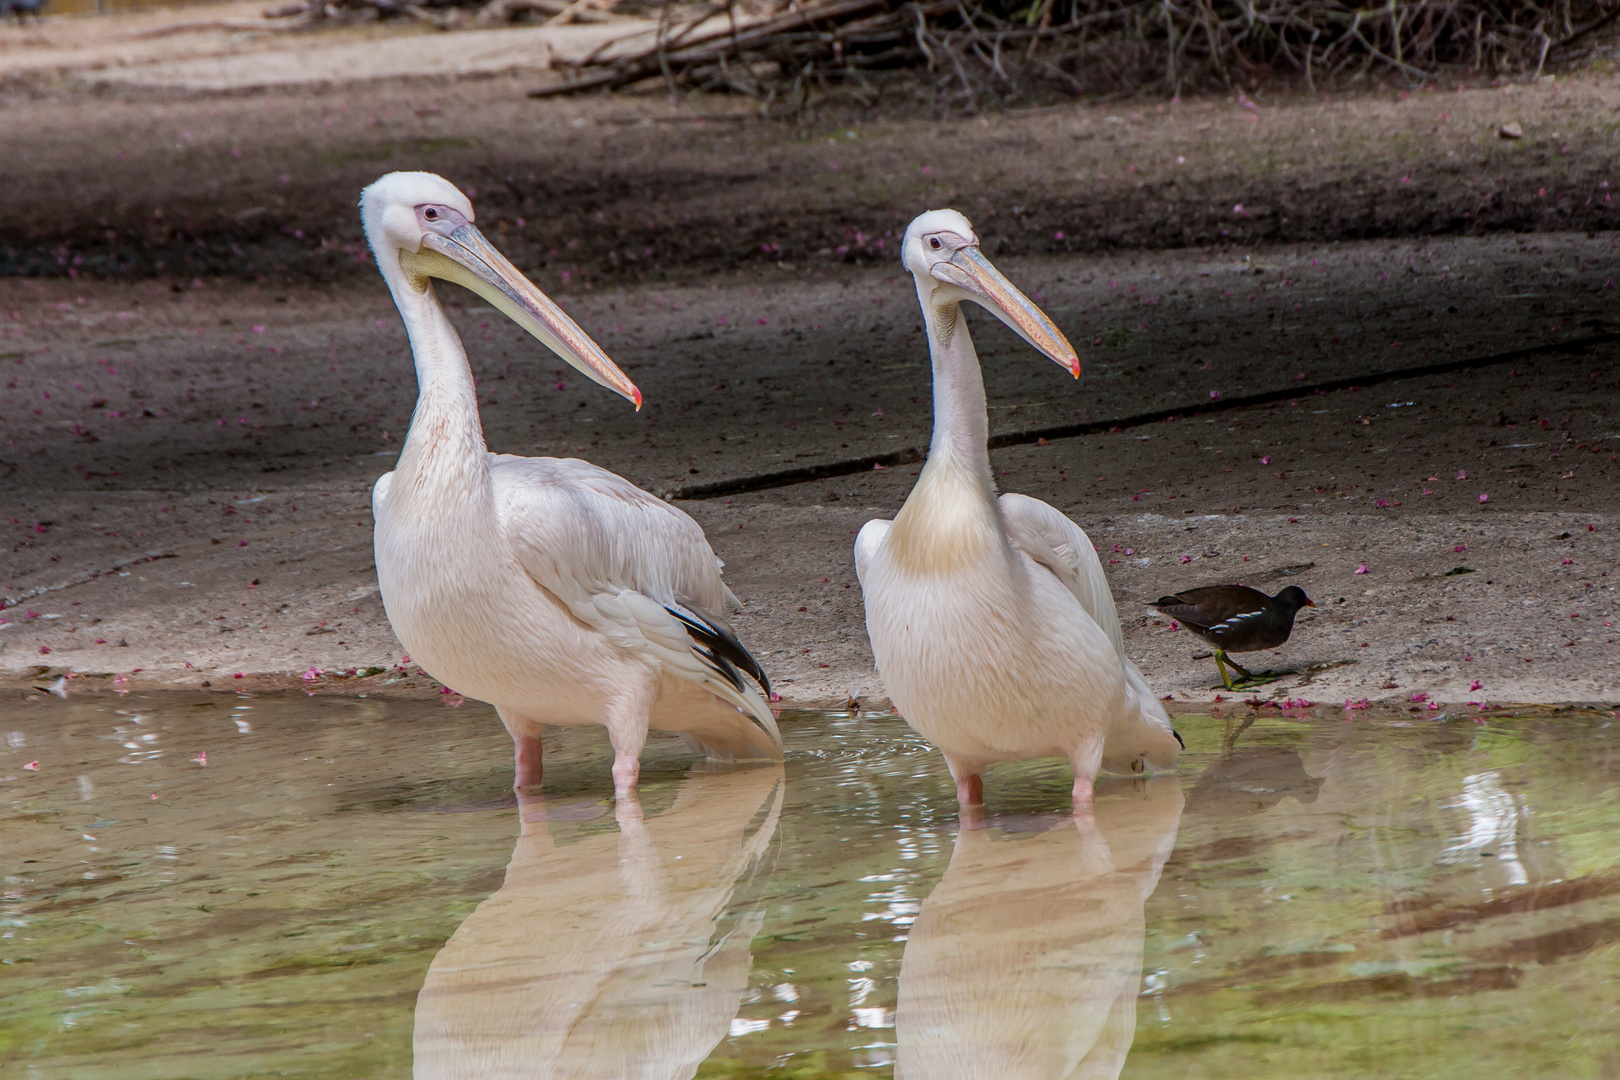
xmin=1214 ymin=649 xmax=1254 ymax=689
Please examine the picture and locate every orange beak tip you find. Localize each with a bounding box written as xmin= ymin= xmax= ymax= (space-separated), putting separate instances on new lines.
xmin=631 ymin=386 xmax=644 ymax=411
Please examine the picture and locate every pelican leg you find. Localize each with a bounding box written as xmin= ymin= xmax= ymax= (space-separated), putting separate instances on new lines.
xmin=497 ymin=707 xmax=546 ymax=792
xmin=514 ymin=735 xmax=544 ymax=791
xmin=604 ymin=686 xmax=654 ymax=801
xmin=943 ymin=753 xmax=984 ymax=807
xmin=1070 ymin=737 xmax=1105 ymax=818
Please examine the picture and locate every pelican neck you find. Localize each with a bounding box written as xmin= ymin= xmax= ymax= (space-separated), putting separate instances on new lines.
xmin=381 ymin=269 xmax=489 ymax=489
xmin=920 ymin=294 xmax=995 ymax=497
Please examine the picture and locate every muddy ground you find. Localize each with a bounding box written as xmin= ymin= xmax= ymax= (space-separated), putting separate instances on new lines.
xmin=1 ymin=8 xmax=1617 ymax=711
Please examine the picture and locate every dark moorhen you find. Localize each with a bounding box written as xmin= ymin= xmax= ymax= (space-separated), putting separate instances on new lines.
xmin=1151 ymin=585 xmax=1314 ymax=689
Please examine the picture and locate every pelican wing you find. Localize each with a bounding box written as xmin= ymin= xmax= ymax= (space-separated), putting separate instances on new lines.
xmin=1000 ymin=493 xmax=1180 ymax=761
xmin=853 ymin=518 xmax=892 ymax=585
xmin=492 ymin=455 xmax=780 ymax=749
xmin=998 ymin=493 xmax=1124 ymax=655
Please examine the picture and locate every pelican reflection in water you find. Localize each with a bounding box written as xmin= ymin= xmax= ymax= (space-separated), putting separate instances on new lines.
xmin=896 ymin=777 xmax=1184 ymax=1080
xmin=413 ymin=764 xmax=783 ymax=1079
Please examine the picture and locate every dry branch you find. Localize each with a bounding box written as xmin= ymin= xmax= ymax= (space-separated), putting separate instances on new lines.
xmin=522 ymin=0 xmax=1620 ymax=103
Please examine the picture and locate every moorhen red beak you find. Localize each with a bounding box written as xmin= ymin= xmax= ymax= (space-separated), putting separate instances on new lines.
xmin=1150 ymin=584 xmax=1313 ymax=689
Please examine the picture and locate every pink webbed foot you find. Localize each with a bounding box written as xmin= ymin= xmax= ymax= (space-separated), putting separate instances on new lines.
xmin=513 ymin=734 xmax=544 ymax=792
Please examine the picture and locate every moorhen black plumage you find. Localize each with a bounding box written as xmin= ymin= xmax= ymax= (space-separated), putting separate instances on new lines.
xmin=1151 ymin=585 xmax=1314 ymax=689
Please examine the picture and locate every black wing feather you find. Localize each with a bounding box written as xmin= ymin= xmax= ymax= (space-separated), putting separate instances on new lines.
xmin=665 ymin=597 xmax=772 ymax=697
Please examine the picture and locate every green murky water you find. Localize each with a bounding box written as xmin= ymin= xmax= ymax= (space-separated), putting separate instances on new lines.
xmin=3 ymin=694 xmax=1618 ymax=1077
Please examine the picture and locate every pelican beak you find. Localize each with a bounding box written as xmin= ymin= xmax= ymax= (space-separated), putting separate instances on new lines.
xmin=933 ymin=246 xmax=1080 ymax=377
xmin=400 ymin=225 xmax=641 ymax=409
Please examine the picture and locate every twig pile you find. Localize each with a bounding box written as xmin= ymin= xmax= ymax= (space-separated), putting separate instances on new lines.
xmin=529 ymin=0 xmax=1620 ymax=104
xmin=254 ymin=0 xmax=1620 ymax=103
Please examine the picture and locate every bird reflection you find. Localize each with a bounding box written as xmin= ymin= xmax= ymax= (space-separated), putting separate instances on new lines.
xmin=1185 ymin=716 xmax=1322 ymax=814
xmin=895 ymin=777 xmax=1184 ymax=1080
xmin=413 ymin=764 xmax=784 ymax=1079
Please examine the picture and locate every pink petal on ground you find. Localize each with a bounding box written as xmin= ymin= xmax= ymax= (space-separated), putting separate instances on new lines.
xmin=1355 ymin=563 xmax=1369 ymax=574
xmin=23 ymin=761 xmax=39 ymax=771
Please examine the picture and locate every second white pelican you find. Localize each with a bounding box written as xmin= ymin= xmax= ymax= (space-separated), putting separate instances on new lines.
xmin=361 ymin=172 xmax=780 ymax=799
xmin=854 ymin=209 xmax=1181 ymax=812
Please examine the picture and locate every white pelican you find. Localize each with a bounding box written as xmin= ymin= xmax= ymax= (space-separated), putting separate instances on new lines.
xmin=361 ymin=172 xmax=780 ymax=799
xmin=854 ymin=209 xmax=1181 ymax=813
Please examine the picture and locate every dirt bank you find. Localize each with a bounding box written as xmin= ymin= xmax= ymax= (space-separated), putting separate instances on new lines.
xmin=3 ymin=228 xmax=1616 ymax=707
xmin=1 ymin=12 xmax=1616 ymax=713
xmin=4 ymin=27 xmax=1620 ymax=285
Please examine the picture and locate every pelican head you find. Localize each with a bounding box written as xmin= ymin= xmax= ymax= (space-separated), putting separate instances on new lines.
xmin=901 ymin=208 xmax=1079 ymax=378
xmin=360 ymin=171 xmax=640 ymax=408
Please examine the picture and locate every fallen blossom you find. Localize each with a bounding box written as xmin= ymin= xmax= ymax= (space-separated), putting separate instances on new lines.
xmin=1562 ymin=558 xmax=1573 ymax=565
xmin=1180 ymin=554 xmax=1192 ymax=563
xmin=1355 ymin=563 xmax=1369 ymax=574
xmin=1344 ymin=698 xmax=1371 ymax=710
xmin=301 ymin=666 xmax=324 ymax=682
xmin=1457 ymin=469 xmax=1467 ymax=480
xmin=24 ymin=760 xmax=39 ymax=771
xmin=1411 ymin=692 xmax=1429 ymax=702
xmin=1261 ymin=455 xmax=1272 ymax=465
xmin=193 ymin=752 xmax=207 ymax=766
xmin=1479 ymin=493 xmax=1489 ymax=503
xmin=1469 ymin=679 xmax=1482 ymax=691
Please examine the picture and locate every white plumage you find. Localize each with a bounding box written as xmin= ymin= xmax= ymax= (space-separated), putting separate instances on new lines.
xmin=855 ymin=209 xmax=1180 ymax=811
xmin=362 ymin=172 xmax=779 ymax=798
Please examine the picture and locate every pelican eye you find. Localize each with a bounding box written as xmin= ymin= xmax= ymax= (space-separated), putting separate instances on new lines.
xmin=424 ymin=207 xmax=439 ymax=221
xmin=928 ymin=237 xmax=942 ymax=250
